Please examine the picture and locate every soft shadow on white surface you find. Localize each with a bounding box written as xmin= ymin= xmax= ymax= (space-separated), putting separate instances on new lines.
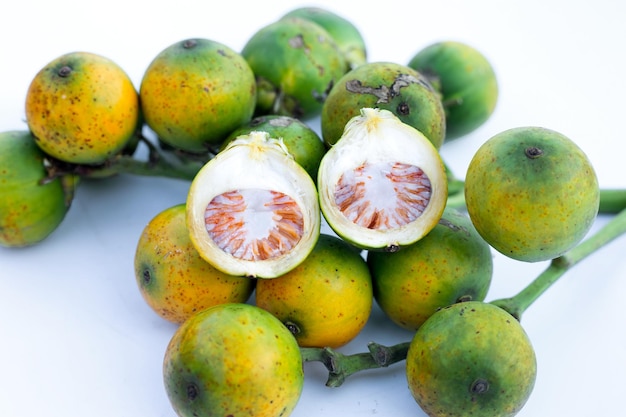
xmin=1 ymin=1 xmax=626 ymax=416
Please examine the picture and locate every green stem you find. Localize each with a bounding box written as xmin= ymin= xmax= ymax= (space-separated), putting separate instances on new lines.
xmin=490 ymin=208 xmax=626 ymax=320
xmin=444 ymin=161 xmax=626 ymax=214
xmin=444 ymin=161 xmax=467 ymax=210
xmin=300 ymin=341 xmax=410 ymax=387
xmin=79 ymin=152 xmax=205 ymax=181
xmin=597 ymin=189 xmax=626 ymax=214
xmin=446 ymin=185 xmax=466 ymax=210
xmin=445 ymin=181 xmax=626 ymax=215
xmin=303 ymin=208 xmax=626 ymax=387
xmin=49 ymin=137 xmax=210 ymax=182
xmin=448 ymin=182 xmax=626 ymax=214
xmin=443 ymin=160 xmax=464 ymax=195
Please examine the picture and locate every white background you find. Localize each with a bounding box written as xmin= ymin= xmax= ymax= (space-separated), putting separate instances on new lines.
xmin=1 ymin=1 xmax=626 ymax=416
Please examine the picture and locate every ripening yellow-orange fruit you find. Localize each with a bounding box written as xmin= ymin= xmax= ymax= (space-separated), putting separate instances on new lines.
xmin=25 ymin=51 xmax=140 ymax=165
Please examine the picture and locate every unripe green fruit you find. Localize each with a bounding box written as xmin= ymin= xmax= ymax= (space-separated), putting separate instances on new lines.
xmin=222 ymin=115 xmax=327 ymax=182
xmin=408 ymin=41 xmax=498 ymax=140
xmin=368 ymin=207 xmax=492 ymax=331
xmin=406 ymin=302 xmax=537 ymax=417
xmin=163 ymin=303 xmax=304 ymax=417
xmin=242 ymin=17 xmax=347 ymax=120
xmin=321 ymin=61 xmax=446 ymax=149
xmin=281 ymin=7 xmax=367 ymax=69
xmin=464 ymin=126 xmax=600 ymax=262
xmin=0 ymin=130 xmax=75 ymax=247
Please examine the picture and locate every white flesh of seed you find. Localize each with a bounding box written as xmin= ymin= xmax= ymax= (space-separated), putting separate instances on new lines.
xmin=187 ymin=131 xmax=320 ymax=278
xmin=318 ymin=108 xmax=447 ymax=249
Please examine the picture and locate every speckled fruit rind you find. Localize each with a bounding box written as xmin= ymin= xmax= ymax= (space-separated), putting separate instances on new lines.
xmin=321 ymin=61 xmax=446 ymax=149
xmin=0 ymin=130 xmax=75 ymax=247
xmin=367 ymin=207 xmax=492 ymax=331
xmin=163 ymin=303 xmax=303 ymax=417
xmin=408 ymin=41 xmax=498 ymax=140
xmin=406 ymin=302 xmax=537 ymax=417
xmin=464 ymin=126 xmax=600 ymax=262
xmin=221 ymin=115 xmax=327 ymax=182
xmin=241 ymin=17 xmax=347 ymax=120
xmin=25 ymin=51 xmax=140 ymax=165
xmin=281 ymin=6 xmax=367 ymax=70
xmin=140 ymin=38 xmax=256 ymax=153
xmin=133 ymin=204 xmax=255 ymax=324
xmin=255 ymin=233 xmax=373 ymax=348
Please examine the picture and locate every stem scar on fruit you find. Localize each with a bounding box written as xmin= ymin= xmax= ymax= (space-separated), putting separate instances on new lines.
xmin=525 ymin=146 xmax=543 ymax=158
xmin=58 ymin=66 xmax=72 ymax=77
xmin=470 ymin=378 xmax=490 ymax=395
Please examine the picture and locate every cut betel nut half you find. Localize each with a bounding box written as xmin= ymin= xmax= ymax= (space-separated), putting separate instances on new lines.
xmin=318 ymin=107 xmax=447 ymax=251
xmin=186 ymin=131 xmax=321 ymax=279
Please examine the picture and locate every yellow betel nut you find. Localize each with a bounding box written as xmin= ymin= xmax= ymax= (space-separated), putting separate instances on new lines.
xmin=134 ymin=204 xmax=255 ymax=324
xmin=140 ymin=38 xmax=256 ymax=153
xmin=255 ymin=233 xmax=373 ymax=348
xmin=25 ymin=51 xmax=140 ymax=165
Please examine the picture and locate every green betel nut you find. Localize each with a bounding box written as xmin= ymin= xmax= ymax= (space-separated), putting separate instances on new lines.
xmin=0 ymin=131 xmax=75 ymax=247
xmin=408 ymin=41 xmax=499 ymax=140
xmin=221 ymin=115 xmax=327 ymax=182
xmin=368 ymin=207 xmax=493 ymax=331
xmin=242 ymin=17 xmax=347 ymax=120
xmin=406 ymin=302 xmax=537 ymax=417
xmin=321 ymin=61 xmax=446 ymax=149
xmin=464 ymin=126 xmax=600 ymax=262
xmin=281 ymin=7 xmax=367 ymax=69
